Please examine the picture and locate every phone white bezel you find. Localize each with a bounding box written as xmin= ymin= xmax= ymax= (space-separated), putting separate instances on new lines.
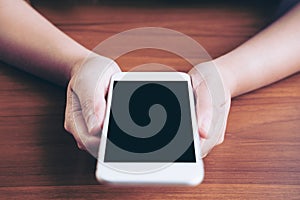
xmin=96 ymin=72 xmax=204 ymax=186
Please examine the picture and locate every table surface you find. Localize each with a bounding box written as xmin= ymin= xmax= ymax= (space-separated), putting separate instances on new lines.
xmin=0 ymin=1 xmax=299 ymax=200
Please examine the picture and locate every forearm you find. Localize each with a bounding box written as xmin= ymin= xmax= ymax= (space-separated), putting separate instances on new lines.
xmin=0 ymin=0 xmax=90 ymax=86
xmin=215 ymin=3 xmax=300 ymax=97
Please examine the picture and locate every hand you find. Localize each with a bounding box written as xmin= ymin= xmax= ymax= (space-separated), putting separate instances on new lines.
xmin=188 ymin=61 xmax=231 ymax=157
xmin=64 ymin=53 xmax=121 ymax=157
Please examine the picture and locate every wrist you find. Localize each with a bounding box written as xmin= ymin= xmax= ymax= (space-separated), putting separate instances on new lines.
xmin=68 ymin=49 xmax=91 ymax=81
xmin=213 ymin=57 xmax=237 ymax=98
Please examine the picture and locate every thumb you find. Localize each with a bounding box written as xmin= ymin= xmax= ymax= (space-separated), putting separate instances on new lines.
xmin=72 ymin=55 xmax=119 ymax=135
xmin=194 ymin=81 xmax=213 ymax=139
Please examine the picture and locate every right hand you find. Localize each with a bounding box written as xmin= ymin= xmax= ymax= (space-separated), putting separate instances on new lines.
xmin=189 ymin=61 xmax=232 ymax=157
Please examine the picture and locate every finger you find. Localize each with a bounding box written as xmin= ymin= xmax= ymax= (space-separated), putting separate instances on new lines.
xmin=73 ymin=55 xmax=120 ymax=135
xmin=189 ymin=69 xmax=213 ymax=139
xmin=200 ymin=97 xmax=230 ymax=158
xmin=194 ymin=82 xmax=213 ymax=139
xmin=200 ymin=118 xmax=226 ymax=158
xmin=64 ymin=89 xmax=100 ymax=157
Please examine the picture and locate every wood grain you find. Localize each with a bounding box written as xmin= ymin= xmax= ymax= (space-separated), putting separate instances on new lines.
xmin=0 ymin=1 xmax=299 ymax=199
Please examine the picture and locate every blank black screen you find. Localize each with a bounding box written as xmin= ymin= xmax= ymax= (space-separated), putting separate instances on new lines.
xmin=104 ymin=81 xmax=196 ymax=162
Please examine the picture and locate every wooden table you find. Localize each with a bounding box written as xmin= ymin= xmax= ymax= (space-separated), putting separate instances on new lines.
xmin=1 ymin=1 xmax=299 ymax=199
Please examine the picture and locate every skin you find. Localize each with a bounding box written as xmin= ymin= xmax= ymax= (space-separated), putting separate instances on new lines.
xmin=0 ymin=0 xmax=299 ymax=155
xmin=0 ymin=0 xmax=89 ymax=86
xmin=189 ymin=3 xmax=300 ymax=156
xmin=216 ymin=2 xmax=300 ymax=98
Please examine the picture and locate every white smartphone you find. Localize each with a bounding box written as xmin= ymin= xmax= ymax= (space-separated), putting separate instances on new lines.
xmin=96 ymin=72 xmax=204 ymax=186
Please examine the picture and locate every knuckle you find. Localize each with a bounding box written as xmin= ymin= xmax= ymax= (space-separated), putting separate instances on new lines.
xmin=64 ymin=121 xmax=71 ymax=132
xmin=63 ymin=109 xmax=72 ymax=133
xmin=77 ymin=142 xmax=85 ymax=150
xmin=81 ymin=98 xmax=93 ymax=108
xmin=81 ymin=98 xmax=94 ymax=113
xmin=217 ymin=139 xmax=224 ymax=146
xmin=217 ymin=134 xmax=225 ymax=145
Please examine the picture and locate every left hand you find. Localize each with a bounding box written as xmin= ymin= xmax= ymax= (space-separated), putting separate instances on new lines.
xmin=64 ymin=53 xmax=121 ymax=157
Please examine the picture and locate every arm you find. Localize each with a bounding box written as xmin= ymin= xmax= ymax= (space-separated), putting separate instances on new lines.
xmin=190 ymin=3 xmax=300 ymax=157
xmin=215 ymin=3 xmax=300 ymax=97
xmin=0 ymin=0 xmax=89 ymax=86
xmin=0 ymin=0 xmax=121 ymax=154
